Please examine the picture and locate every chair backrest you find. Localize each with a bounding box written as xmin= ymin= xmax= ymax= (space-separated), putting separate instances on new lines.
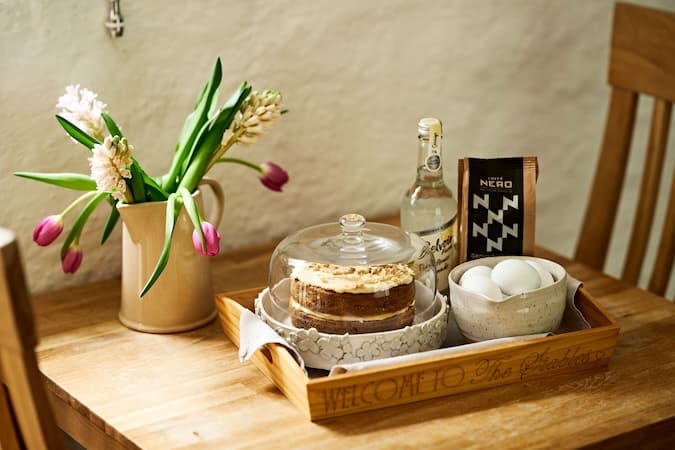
xmin=575 ymin=2 xmax=675 ymax=297
xmin=0 ymin=228 xmax=63 ymax=450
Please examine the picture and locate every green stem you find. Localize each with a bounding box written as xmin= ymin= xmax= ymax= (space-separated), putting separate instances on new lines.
xmin=216 ymin=157 xmax=262 ymax=173
xmin=60 ymin=192 xmax=108 ymax=258
xmin=163 ymin=154 xmax=184 ymax=193
xmin=206 ymin=127 xmax=245 ymax=172
xmin=61 ymin=191 xmax=98 ymax=218
xmin=122 ymin=187 xmax=134 ymax=203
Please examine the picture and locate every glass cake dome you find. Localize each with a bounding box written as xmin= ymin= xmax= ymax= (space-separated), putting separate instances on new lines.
xmin=268 ymin=214 xmax=437 ymax=326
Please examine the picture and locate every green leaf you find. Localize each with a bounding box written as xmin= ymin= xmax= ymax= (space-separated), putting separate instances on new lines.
xmin=164 ymin=58 xmax=223 ymax=192
xmin=176 ymin=60 xmax=222 ymax=168
xmin=180 ymin=120 xmax=211 ymax=177
xmin=172 ymin=83 xmax=208 ymax=155
xmin=127 ymin=162 xmax=147 ymax=203
xmin=14 ymin=172 xmax=97 ymax=191
xmin=143 ymin=183 xmax=166 ymax=202
xmin=179 ymin=82 xmax=252 ymax=193
xmin=179 ymin=187 xmax=204 ymax=252
xmin=194 ymin=83 xmax=209 ymax=110
xmin=101 ymin=199 xmax=120 ymax=245
xmin=137 ymin=166 xmax=169 ymax=202
xmin=145 ymin=182 xmax=169 ymax=202
xmin=55 ymin=115 xmax=100 ymax=149
xmin=208 ymin=90 xmax=220 ymax=119
xmin=60 ymin=192 xmax=108 ymax=258
xmin=101 ymin=112 xmax=123 ymax=138
xmin=125 ymin=157 xmax=169 ymax=202
xmin=140 ymin=194 xmax=182 ymax=297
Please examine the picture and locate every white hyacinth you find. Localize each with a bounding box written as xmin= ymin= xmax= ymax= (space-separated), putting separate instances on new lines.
xmin=57 ymin=85 xmax=108 ymax=141
xmin=89 ymin=136 xmax=134 ymax=201
xmin=233 ymin=90 xmax=283 ymax=145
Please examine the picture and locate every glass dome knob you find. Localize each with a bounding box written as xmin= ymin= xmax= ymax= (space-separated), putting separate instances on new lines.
xmin=338 ymin=213 xmax=366 ymax=256
xmin=339 ymin=213 xmax=366 ymax=232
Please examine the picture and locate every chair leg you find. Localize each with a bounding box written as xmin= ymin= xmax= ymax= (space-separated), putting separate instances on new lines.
xmin=0 ymin=382 xmax=22 ymax=450
xmin=2 ymin=349 xmax=63 ymax=450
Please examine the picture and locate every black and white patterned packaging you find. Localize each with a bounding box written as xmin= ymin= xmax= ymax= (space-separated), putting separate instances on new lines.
xmin=458 ymin=157 xmax=538 ymax=263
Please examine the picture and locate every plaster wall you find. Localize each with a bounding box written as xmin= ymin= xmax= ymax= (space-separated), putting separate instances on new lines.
xmin=1 ymin=0 xmax=673 ymax=298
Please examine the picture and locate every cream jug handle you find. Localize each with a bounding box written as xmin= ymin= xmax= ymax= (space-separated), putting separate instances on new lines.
xmin=199 ymin=178 xmax=225 ymax=228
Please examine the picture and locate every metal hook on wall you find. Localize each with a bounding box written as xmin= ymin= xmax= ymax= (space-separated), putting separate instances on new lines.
xmin=105 ymin=0 xmax=124 ymax=38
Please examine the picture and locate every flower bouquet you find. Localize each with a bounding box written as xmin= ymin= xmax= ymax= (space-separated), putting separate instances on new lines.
xmin=16 ymin=58 xmax=288 ymax=298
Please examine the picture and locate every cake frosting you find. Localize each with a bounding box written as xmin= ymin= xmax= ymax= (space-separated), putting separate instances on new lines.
xmin=289 ymin=262 xmax=416 ymax=334
xmin=292 ymin=263 xmax=414 ymax=294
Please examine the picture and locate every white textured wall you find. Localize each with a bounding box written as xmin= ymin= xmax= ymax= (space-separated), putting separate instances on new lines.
xmin=1 ymin=0 xmax=673 ymax=298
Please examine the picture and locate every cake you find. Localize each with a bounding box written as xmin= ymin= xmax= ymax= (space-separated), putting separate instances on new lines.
xmin=289 ymin=263 xmax=416 ymax=334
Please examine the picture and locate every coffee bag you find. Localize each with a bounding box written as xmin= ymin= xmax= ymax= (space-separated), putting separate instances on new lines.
xmin=457 ymin=157 xmax=538 ymax=263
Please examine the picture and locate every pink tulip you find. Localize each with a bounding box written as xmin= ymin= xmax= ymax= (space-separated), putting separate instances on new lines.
xmin=192 ymin=222 xmax=220 ymax=256
xmin=61 ymin=245 xmax=83 ymax=274
xmin=259 ymin=162 xmax=289 ymax=192
xmin=33 ymin=215 xmax=64 ymax=246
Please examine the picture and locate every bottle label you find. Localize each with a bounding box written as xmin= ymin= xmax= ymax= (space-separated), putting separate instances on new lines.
xmin=425 ymin=154 xmax=441 ymax=172
xmin=416 ymin=218 xmax=456 ymax=292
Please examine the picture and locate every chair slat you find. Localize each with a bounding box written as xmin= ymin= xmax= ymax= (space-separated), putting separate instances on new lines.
xmin=622 ymin=99 xmax=672 ymax=284
xmin=575 ymin=87 xmax=638 ymax=269
xmin=648 ymin=169 xmax=675 ymax=296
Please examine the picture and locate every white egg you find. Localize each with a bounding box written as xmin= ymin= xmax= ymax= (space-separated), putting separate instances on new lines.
xmin=460 ymin=275 xmax=503 ymax=300
xmin=459 ymin=265 xmax=492 ymax=285
xmin=525 ymin=260 xmax=554 ymax=288
xmin=491 ymin=259 xmax=541 ymax=296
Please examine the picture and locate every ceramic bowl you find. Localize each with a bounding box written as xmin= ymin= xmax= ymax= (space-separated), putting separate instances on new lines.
xmin=448 ymin=256 xmax=567 ymax=341
xmin=256 ymin=278 xmax=448 ymax=370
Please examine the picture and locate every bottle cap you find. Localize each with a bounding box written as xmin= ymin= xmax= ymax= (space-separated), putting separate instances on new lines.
xmin=418 ymin=117 xmax=443 ymax=138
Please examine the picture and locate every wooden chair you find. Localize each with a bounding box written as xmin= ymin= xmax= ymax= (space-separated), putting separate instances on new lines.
xmin=0 ymin=228 xmax=63 ymax=450
xmin=576 ymin=2 xmax=675 ymax=297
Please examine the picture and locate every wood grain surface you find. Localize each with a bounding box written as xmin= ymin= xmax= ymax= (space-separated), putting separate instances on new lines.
xmin=29 ymin=235 xmax=675 ymax=449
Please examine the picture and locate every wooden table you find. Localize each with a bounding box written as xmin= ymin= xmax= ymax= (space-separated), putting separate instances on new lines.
xmin=32 ymin=242 xmax=675 ymax=449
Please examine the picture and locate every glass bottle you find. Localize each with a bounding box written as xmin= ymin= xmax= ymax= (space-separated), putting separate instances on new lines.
xmin=400 ymin=117 xmax=458 ymax=296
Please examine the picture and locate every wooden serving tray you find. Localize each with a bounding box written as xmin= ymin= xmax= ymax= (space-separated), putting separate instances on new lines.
xmin=216 ymin=287 xmax=619 ymax=421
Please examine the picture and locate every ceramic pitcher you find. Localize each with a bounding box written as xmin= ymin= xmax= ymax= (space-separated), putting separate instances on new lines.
xmin=116 ymin=179 xmax=224 ymax=333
